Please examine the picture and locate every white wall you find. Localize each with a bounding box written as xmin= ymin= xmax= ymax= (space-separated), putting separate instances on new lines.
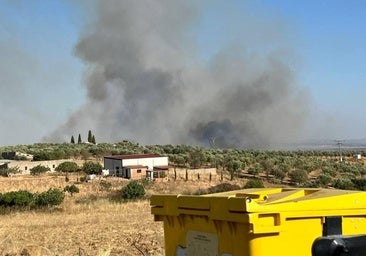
xmin=122 ymin=157 xmax=168 ymax=170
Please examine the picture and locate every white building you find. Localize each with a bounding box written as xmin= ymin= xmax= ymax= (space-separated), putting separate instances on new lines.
xmin=103 ymin=154 xmax=169 ymax=179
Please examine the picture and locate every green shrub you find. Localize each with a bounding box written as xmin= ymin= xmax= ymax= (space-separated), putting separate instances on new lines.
xmin=0 ymin=190 xmax=34 ymax=207
xmin=30 ymin=165 xmax=50 ymax=176
xmin=207 ymin=183 xmax=241 ymax=194
xmin=55 ymin=162 xmax=78 ymax=173
xmin=0 ymin=167 xmax=20 ymax=177
xmin=317 ymin=174 xmax=332 ymax=187
xmin=82 ymin=161 xmax=102 ymax=175
xmin=121 ymin=181 xmax=145 ymax=200
xmin=79 ymin=176 xmax=87 ymax=183
xmin=351 ymin=178 xmax=366 ymax=191
xmin=64 ymin=185 xmax=80 ymax=196
xmin=243 ymin=179 xmax=264 ymax=188
xmin=332 ymin=178 xmax=355 ymax=190
xmin=35 ymin=188 xmax=65 ymax=207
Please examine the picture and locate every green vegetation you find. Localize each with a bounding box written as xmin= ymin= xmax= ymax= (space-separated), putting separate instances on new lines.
xmin=243 ymin=179 xmax=265 ymax=188
xmin=82 ymin=161 xmax=102 ymax=175
xmin=35 ymin=188 xmax=65 ymax=207
xmin=0 ymin=188 xmax=64 ymax=209
xmin=2 ymin=141 xmax=366 ymax=191
xmin=0 ymin=167 xmax=20 ymax=177
xmin=64 ymin=185 xmax=80 ymax=196
xmin=30 ymin=165 xmax=50 ymax=176
xmin=55 ymin=161 xmax=79 ymax=173
xmin=121 ymin=181 xmax=145 ymax=200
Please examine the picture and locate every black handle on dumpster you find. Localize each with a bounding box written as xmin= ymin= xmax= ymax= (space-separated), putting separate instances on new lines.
xmin=312 ymin=234 xmax=366 ymax=256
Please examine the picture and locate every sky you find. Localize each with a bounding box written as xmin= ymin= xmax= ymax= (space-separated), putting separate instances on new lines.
xmin=0 ymin=0 xmax=366 ymax=147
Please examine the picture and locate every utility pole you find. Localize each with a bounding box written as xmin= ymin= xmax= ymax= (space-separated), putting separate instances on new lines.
xmin=335 ymin=139 xmax=344 ymax=163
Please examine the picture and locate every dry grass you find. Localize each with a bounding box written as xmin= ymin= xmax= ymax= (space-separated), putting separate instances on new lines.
xmin=0 ymin=174 xmax=164 ymax=256
xmin=0 ymin=174 xmax=248 ymax=256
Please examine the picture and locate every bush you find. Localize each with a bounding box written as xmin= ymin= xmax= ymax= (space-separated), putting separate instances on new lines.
xmin=207 ymin=183 xmax=241 ymax=194
xmin=30 ymin=165 xmax=50 ymax=176
xmin=351 ymin=178 xmax=366 ymax=191
xmin=79 ymin=176 xmax=87 ymax=183
xmin=0 ymin=167 xmax=20 ymax=177
xmin=0 ymin=190 xmax=34 ymax=207
xmin=82 ymin=161 xmax=102 ymax=175
xmin=121 ymin=181 xmax=145 ymax=200
xmin=64 ymin=185 xmax=80 ymax=196
xmin=243 ymin=179 xmax=264 ymax=188
xmin=332 ymin=178 xmax=354 ymax=190
xmin=317 ymin=174 xmax=333 ymax=187
xmin=35 ymin=188 xmax=65 ymax=207
xmin=55 ymin=162 xmax=78 ymax=173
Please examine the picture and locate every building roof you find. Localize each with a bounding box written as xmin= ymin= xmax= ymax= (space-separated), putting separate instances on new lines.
xmin=153 ymin=165 xmax=170 ymax=170
xmin=124 ymin=165 xmax=147 ymax=169
xmin=104 ymin=154 xmax=163 ymax=160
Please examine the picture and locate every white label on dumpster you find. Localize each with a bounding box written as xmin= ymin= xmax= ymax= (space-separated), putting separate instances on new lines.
xmin=186 ymin=230 xmax=218 ymax=256
xmin=176 ymin=245 xmax=187 ymax=256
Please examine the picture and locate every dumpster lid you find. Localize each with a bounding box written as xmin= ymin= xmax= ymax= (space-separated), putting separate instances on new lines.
xmin=151 ymin=188 xmax=366 ymax=215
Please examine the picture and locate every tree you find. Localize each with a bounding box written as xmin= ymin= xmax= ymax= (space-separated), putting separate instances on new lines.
xmin=227 ymin=159 xmax=242 ymax=180
xmin=351 ymin=178 xmax=366 ymax=191
xmin=271 ymin=168 xmax=286 ymax=182
xmin=64 ymin=185 xmax=80 ymax=196
xmin=260 ymin=159 xmax=274 ymax=180
xmin=78 ymin=134 xmax=82 ymax=144
xmin=91 ymin=135 xmax=96 ymax=144
xmin=189 ymin=150 xmax=205 ymax=168
xmin=30 ymin=165 xmax=50 ymax=176
xmin=288 ymin=169 xmax=308 ymax=184
xmin=88 ymin=130 xmax=92 ymax=143
xmin=333 ymin=178 xmax=354 ymax=190
xmin=55 ymin=162 xmax=78 ymax=173
xmin=317 ymin=174 xmax=332 ymax=187
xmin=82 ymin=161 xmax=102 ymax=175
xmin=70 ymin=136 xmax=75 ymax=144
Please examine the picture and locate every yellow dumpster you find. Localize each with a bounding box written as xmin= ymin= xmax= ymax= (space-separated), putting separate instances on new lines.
xmin=150 ymin=188 xmax=366 ymax=256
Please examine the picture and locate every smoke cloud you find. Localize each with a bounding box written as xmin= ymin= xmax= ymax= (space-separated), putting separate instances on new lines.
xmin=49 ymin=0 xmax=310 ymax=148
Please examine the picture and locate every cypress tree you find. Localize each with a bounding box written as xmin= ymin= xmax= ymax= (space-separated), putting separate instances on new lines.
xmin=88 ymin=130 xmax=92 ymax=143
xmin=78 ymin=134 xmax=82 ymax=144
xmin=70 ymin=135 xmax=75 ymax=144
xmin=91 ymin=135 xmax=96 ymax=144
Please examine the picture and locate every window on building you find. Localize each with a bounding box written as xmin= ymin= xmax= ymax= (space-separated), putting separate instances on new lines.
xmin=137 ymin=169 xmax=141 ymax=173
xmin=25 ymin=166 xmax=27 ymax=171
xmin=53 ymin=164 xmax=55 ymax=168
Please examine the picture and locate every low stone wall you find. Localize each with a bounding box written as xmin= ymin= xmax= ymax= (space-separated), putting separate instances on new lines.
xmin=8 ymin=159 xmax=86 ymax=175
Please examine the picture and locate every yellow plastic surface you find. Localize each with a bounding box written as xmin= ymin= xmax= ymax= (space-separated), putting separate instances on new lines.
xmin=151 ymin=188 xmax=366 ymax=256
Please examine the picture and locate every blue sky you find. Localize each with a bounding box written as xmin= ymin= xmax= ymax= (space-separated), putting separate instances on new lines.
xmin=1 ymin=0 xmax=366 ymax=145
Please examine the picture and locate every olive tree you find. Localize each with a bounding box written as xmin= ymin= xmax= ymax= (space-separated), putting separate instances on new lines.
xmin=82 ymin=161 xmax=102 ymax=175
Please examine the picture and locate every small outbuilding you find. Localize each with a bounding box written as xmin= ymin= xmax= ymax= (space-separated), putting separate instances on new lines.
xmin=103 ymin=154 xmax=169 ymax=179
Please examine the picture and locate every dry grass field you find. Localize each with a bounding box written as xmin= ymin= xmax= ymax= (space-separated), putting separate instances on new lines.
xmin=0 ymin=174 xmax=233 ymax=256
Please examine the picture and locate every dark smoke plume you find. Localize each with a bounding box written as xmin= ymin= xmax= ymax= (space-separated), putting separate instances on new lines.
xmin=49 ymin=0 xmax=309 ymax=148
